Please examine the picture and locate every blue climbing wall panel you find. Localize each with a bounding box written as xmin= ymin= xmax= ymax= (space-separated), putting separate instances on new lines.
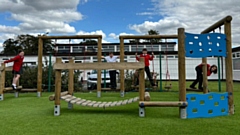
xmin=185 ymin=32 xmax=226 ymax=58
xmin=186 ymin=92 xmax=228 ymax=119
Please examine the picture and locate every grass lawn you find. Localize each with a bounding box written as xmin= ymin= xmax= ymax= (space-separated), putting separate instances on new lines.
xmin=0 ymin=81 xmax=239 ymax=135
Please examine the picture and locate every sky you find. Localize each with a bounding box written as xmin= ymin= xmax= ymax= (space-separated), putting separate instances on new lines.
xmin=0 ymin=0 xmax=240 ymax=49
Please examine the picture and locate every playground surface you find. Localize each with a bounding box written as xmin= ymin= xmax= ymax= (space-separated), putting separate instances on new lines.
xmin=0 ymin=81 xmax=239 ymax=135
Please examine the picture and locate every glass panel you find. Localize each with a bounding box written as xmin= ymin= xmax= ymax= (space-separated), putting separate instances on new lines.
xmin=233 ymin=58 xmax=240 ymax=70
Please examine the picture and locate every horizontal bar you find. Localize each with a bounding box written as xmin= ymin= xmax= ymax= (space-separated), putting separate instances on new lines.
xmin=53 ymin=62 xmax=145 ymax=70
xmin=0 ymin=66 xmax=4 ymax=71
xmin=4 ymin=86 xmax=22 ymax=91
xmin=39 ymin=35 xmax=102 ymax=39
xmin=5 ymin=66 xmax=12 ymax=71
xmin=201 ymin=15 xmax=232 ymax=34
xmin=21 ymin=89 xmax=37 ymax=92
xmin=119 ymin=35 xmax=178 ymax=39
xmin=139 ymin=101 xmax=188 ymax=107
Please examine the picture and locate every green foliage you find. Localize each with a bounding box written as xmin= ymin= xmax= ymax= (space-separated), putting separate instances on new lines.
xmin=2 ymin=34 xmax=53 ymax=55
xmin=4 ymin=65 xmax=83 ymax=91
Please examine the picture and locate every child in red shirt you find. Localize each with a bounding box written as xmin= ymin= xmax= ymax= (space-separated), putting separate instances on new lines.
xmin=135 ymin=48 xmax=156 ymax=87
xmin=4 ymin=50 xmax=24 ymax=90
xmin=190 ymin=63 xmax=217 ymax=90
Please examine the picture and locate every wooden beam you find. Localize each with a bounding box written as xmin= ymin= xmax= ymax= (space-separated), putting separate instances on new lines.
xmin=37 ymin=38 xmax=43 ymax=93
xmin=120 ymin=37 xmax=125 ymax=94
xmin=0 ymin=66 xmax=4 ymax=71
xmin=201 ymin=16 xmax=232 ymax=34
xmin=0 ymin=63 xmax=5 ymax=95
xmin=202 ymin=59 xmax=208 ymax=94
xmin=225 ymin=20 xmax=234 ymax=115
xmin=119 ymin=35 xmax=178 ymax=39
xmin=139 ymin=58 xmax=145 ymax=101
xmin=4 ymin=86 xmax=22 ymax=91
xmin=97 ymin=37 xmax=102 ymax=94
xmin=21 ymin=89 xmax=37 ymax=92
xmin=39 ymin=35 xmax=102 ymax=39
xmin=5 ymin=66 xmax=13 ymax=72
xmin=178 ymin=28 xmax=187 ymax=118
xmin=53 ymin=62 xmax=145 ymax=70
xmin=178 ymin=28 xmax=186 ymax=102
xmin=55 ymin=58 xmax=62 ymax=106
xmin=68 ymin=59 xmax=74 ymax=95
xmin=139 ymin=101 xmax=188 ymax=107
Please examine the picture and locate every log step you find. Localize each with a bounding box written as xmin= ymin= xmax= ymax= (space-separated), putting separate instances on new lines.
xmin=139 ymin=101 xmax=188 ymax=107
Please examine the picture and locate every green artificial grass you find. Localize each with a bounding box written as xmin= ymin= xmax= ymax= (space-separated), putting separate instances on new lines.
xmin=0 ymin=81 xmax=239 ymax=135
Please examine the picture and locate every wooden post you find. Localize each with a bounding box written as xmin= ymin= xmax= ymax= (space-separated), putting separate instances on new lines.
xmin=68 ymin=59 xmax=74 ymax=95
xmin=37 ymin=37 xmax=43 ymax=97
xmin=178 ymin=28 xmax=187 ymax=119
xmin=139 ymin=58 xmax=145 ymax=101
xmin=138 ymin=57 xmax=145 ymax=117
xmin=202 ymin=58 xmax=208 ymax=94
xmin=120 ymin=37 xmax=125 ymax=97
xmin=68 ymin=59 xmax=74 ymax=109
xmin=54 ymin=58 xmax=62 ymax=116
xmin=224 ymin=21 xmax=234 ymax=115
xmin=0 ymin=63 xmax=5 ymax=100
xmin=97 ymin=37 xmax=102 ymax=97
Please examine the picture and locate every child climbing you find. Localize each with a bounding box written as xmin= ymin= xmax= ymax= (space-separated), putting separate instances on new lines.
xmin=135 ymin=48 xmax=156 ymax=87
xmin=4 ymin=50 xmax=24 ymax=90
xmin=190 ymin=63 xmax=217 ymax=90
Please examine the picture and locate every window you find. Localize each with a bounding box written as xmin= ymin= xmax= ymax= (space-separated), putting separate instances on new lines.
xmin=72 ymin=46 xmax=84 ymax=53
xmin=2 ymin=58 xmax=9 ymax=60
xmin=58 ymin=46 xmax=70 ymax=53
xmin=75 ymin=61 xmax=82 ymax=63
xmin=131 ymin=45 xmax=145 ymax=52
xmin=167 ymin=55 xmax=174 ymax=58
xmin=116 ymin=45 xmax=129 ymax=52
xmin=237 ymin=53 xmax=240 ymax=57
xmin=233 ymin=53 xmax=236 ymax=58
xmin=161 ymin=44 xmax=175 ymax=51
xmin=233 ymin=58 xmax=240 ymax=70
xmin=156 ymin=55 xmax=164 ymax=58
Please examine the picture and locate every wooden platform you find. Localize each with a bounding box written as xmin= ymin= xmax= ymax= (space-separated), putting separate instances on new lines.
xmin=4 ymin=86 xmax=22 ymax=91
xmin=101 ymin=88 xmax=120 ymax=90
xmin=139 ymin=101 xmax=188 ymax=107
xmin=61 ymin=96 xmax=140 ymax=108
xmin=20 ymin=89 xmax=38 ymax=92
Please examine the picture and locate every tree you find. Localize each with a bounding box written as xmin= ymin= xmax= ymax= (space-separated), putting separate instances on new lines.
xmin=80 ymin=39 xmax=97 ymax=44
xmin=1 ymin=34 xmax=52 ymax=55
xmin=2 ymin=38 xmax=22 ymax=55
xmin=146 ymin=29 xmax=161 ymax=43
xmin=129 ymin=39 xmax=140 ymax=43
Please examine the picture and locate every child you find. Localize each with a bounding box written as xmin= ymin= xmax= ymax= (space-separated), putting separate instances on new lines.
xmin=135 ymin=48 xmax=156 ymax=87
xmin=190 ymin=63 xmax=217 ymax=90
xmin=102 ymin=52 xmax=119 ymax=89
xmin=4 ymin=50 xmax=24 ymax=90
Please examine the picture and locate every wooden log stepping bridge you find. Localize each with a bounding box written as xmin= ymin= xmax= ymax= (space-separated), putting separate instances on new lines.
xmin=62 ymin=95 xmax=140 ymax=108
xmin=4 ymin=86 xmax=22 ymax=91
xmin=49 ymin=91 xmax=151 ymax=108
xmin=139 ymin=101 xmax=188 ymax=107
xmin=64 ymin=96 xmax=149 ymax=108
xmin=49 ymin=91 xmax=69 ymax=101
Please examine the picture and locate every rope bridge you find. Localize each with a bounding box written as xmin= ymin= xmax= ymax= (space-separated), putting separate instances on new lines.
xmin=49 ymin=91 xmax=150 ymax=108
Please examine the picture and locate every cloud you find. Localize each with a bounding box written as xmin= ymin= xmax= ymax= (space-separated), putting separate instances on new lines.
xmin=130 ymin=0 xmax=240 ymax=46
xmin=0 ymin=0 xmax=83 ymax=38
xmin=76 ymin=30 xmax=110 ymax=43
